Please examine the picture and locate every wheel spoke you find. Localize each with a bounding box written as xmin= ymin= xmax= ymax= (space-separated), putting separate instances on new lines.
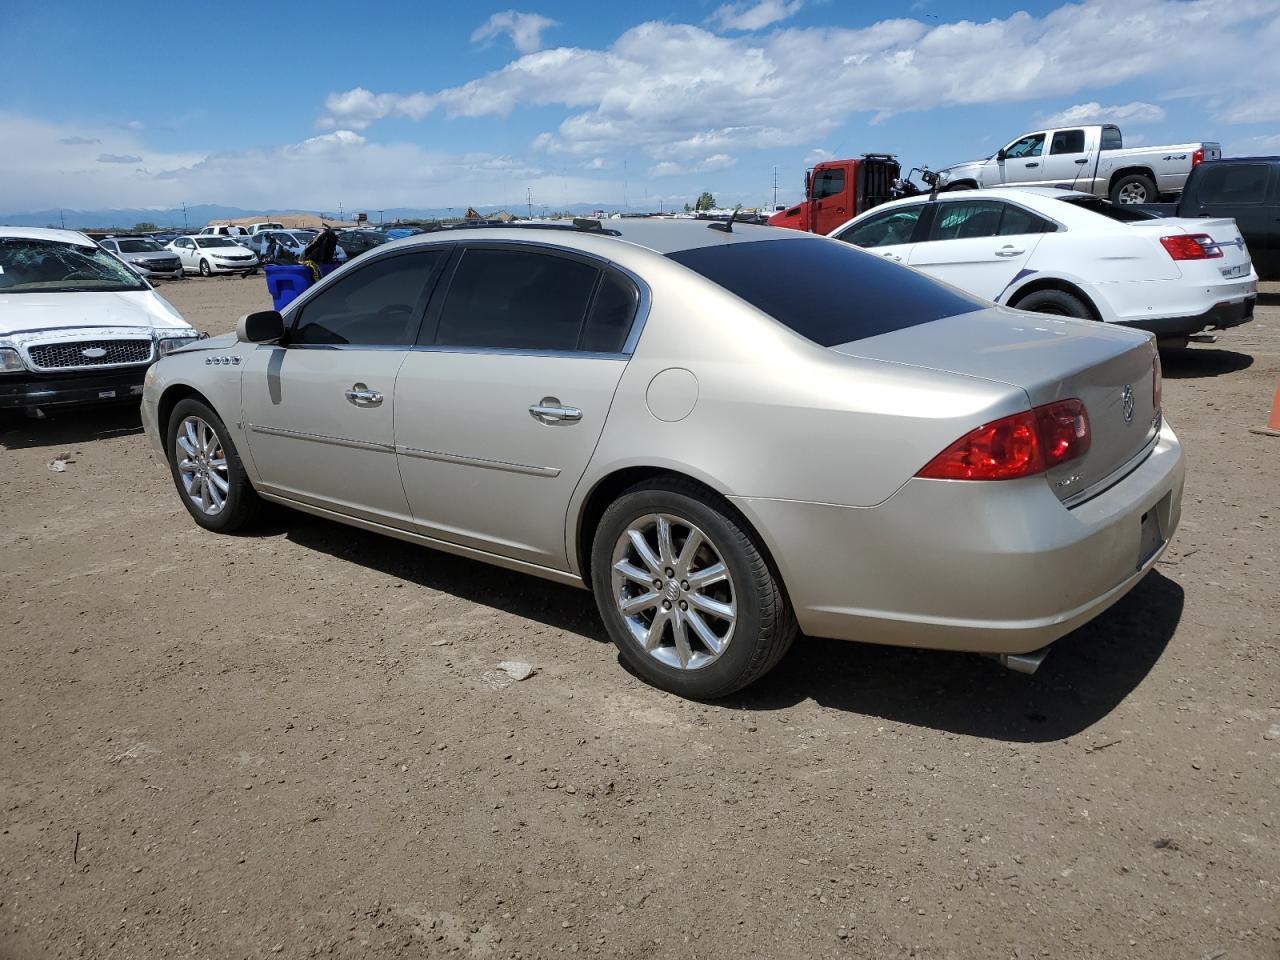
xmin=689 ymin=592 xmax=735 ymax=623
xmin=685 ymin=609 xmax=723 ymax=656
xmin=676 ymin=528 xmax=704 ymax=576
xmin=207 ymin=478 xmax=225 ymax=511
xmin=619 ymin=591 xmax=660 ymax=615
xmin=656 ymin=516 xmax=676 ymax=566
xmin=627 ymin=529 xmax=663 ymax=576
xmin=672 ymin=612 xmax=693 ymax=668
xmin=687 ymin=560 xmax=727 ymax=589
xmin=644 ymin=608 xmax=670 ymax=651
xmin=208 ymin=470 xmax=230 ymax=494
xmin=183 ymin=420 xmax=199 ymax=453
xmin=176 ymin=434 xmax=197 ymax=459
xmin=613 ymin=559 xmax=654 ymax=587
xmin=178 ymin=458 xmax=199 ymax=472
xmin=194 ymin=475 xmax=208 ymax=510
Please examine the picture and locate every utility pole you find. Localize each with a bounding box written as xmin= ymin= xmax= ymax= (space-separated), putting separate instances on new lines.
xmin=526 ymin=187 xmax=533 ymax=219
xmin=623 ymin=160 xmax=628 ymax=212
xmin=182 ymin=203 xmax=188 ymax=231
xmin=59 ymin=208 xmax=65 ymax=229
xmin=376 ymin=210 xmax=383 ymax=225
xmin=773 ymin=166 xmax=777 ymax=210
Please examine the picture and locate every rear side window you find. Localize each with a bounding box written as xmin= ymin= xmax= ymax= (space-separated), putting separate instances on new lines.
xmin=433 ymin=248 xmax=599 ymax=351
xmin=833 ymin=205 xmax=924 ymax=247
xmin=1197 ymin=164 xmax=1270 ymax=205
xmin=997 ymin=204 xmax=1056 ymax=235
xmin=580 ymin=271 xmax=640 ymax=353
xmin=292 ymin=250 xmax=445 ymax=346
xmin=1050 ymin=130 xmax=1085 ymax=154
xmin=667 ymin=238 xmax=984 ymax=347
xmin=1100 ymin=126 xmax=1123 ymax=151
xmin=930 ymin=200 xmax=1005 ymax=240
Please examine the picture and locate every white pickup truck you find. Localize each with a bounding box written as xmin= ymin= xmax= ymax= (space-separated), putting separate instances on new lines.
xmin=936 ymin=124 xmax=1221 ymax=204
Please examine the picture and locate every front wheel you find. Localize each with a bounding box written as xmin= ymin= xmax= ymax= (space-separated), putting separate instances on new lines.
xmin=165 ymin=398 xmax=262 ymax=532
xmin=591 ymin=479 xmax=796 ymax=698
xmin=198 ymin=259 xmax=212 ymax=277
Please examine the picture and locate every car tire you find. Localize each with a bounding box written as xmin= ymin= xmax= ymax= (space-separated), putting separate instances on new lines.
xmin=176 ymin=268 xmax=186 ymax=280
xmin=1110 ymin=173 xmax=1157 ymax=205
xmin=591 ymin=477 xmax=797 ymax=699
xmin=198 ymin=259 xmax=212 ymax=277
xmin=1013 ymin=288 xmax=1093 ymax=319
xmin=945 ymin=181 xmax=977 ymax=192
xmin=165 ymin=398 xmax=262 ymax=533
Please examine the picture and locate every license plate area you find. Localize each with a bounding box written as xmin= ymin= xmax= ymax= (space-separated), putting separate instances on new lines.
xmin=1137 ymin=493 xmax=1171 ymax=568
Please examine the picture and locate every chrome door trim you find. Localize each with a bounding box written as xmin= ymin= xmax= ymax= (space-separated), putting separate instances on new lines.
xmin=248 ymin=422 xmax=395 ymax=454
xmin=395 ymin=444 xmax=561 ymax=478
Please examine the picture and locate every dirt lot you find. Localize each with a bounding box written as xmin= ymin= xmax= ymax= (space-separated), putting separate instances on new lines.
xmin=2 ymin=273 xmax=1278 ymax=960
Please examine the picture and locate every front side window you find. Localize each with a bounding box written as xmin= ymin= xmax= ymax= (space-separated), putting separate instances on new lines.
xmin=292 ymin=250 xmax=445 ymax=346
xmin=0 ymin=238 xmax=148 ymax=293
xmin=1050 ymin=130 xmax=1086 ymax=154
xmin=1197 ymin=164 xmax=1270 ymax=205
xmin=812 ymin=168 xmax=846 ymax=199
xmin=433 ymin=248 xmax=601 ymax=352
xmin=930 ymin=200 xmax=1005 ymax=241
xmin=667 ymin=237 xmax=984 ymax=347
xmin=1005 ymin=133 xmax=1046 ymax=159
xmin=834 ymin=205 xmax=924 ymax=247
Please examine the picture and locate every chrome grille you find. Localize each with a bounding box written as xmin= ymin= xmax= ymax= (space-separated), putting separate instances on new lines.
xmin=27 ymin=339 xmax=154 ymax=370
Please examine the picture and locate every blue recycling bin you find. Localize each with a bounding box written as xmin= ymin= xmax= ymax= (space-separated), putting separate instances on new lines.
xmin=263 ymin=262 xmax=343 ymax=311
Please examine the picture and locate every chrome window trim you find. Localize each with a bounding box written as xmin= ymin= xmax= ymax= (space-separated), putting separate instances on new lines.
xmin=247 ymin=422 xmax=395 ymax=454
xmin=395 ymin=445 xmax=561 ymax=478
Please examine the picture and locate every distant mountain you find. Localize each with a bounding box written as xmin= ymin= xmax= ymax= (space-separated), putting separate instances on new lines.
xmin=0 ymin=202 xmax=659 ymax=230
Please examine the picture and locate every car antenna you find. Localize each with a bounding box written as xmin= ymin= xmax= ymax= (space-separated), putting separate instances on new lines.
xmin=707 ymin=204 xmax=741 ymax=233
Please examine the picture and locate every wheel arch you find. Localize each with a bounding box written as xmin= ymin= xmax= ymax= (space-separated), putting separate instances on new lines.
xmin=1108 ymin=166 xmax=1156 ymax=191
xmin=156 ymin=382 xmax=219 ymax=441
xmin=944 ymin=180 xmax=979 ymax=192
xmin=1005 ymin=275 xmax=1103 ymax=321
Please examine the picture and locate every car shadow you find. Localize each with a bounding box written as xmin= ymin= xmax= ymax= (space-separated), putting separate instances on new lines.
xmin=276 ymin=510 xmax=1181 ymax=743
xmin=1159 ymin=346 xmax=1253 ymax=378
xmin=0 ymin=403 xmax=143 ymax=450
xmin=1256 ymin=291 xmax=1279 ymax=307
xmin=722 ymin=571 xmax=1184 ymax=742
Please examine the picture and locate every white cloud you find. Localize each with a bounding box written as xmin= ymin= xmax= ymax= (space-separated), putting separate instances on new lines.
xmin=59 ymin=135 xmax=100 ymax=146
xmin=1230 ymin=132 xmax=1280 ymax=154
xmin=125 ymin=120 xmax=145 ymax=131
xmin=804 ymin=147 xmax=835 ymax=165
xmin=1038 ymin=101 xmax=1166 ymax=127
xmin=321 ymin=0 xmax=1278 ymax=161
xmin=471 ymin=10 xmax=557 ymax=54
xmin=648 ymin=154 xmax=737 ymax=178
xmin=97 ymin=153 xmax=144 ymax=164
xmin=709 ymin=0 xmax=803 ymax=32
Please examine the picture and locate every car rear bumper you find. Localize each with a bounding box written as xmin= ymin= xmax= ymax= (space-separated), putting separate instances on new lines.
xmin=731 ymin=420 xmax=1184 ymax=656
xmin=1115 ymin=295 xmax=1256 ymax=338
xmin=0 ymin=367 xmax=148 ymax=409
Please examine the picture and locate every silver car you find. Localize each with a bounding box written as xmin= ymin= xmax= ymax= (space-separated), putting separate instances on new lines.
xmin=99 ymin=236 xmax=185 ymax=280
xmin=140 ymin=220 xmax=1183 ymax=697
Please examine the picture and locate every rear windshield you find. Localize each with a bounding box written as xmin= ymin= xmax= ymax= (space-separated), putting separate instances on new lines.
xmin=1058 ymin=195 xmax=1160 ymax=222
xmin=666 ymin=237 xmax=984 ymax=346
xmin=117 ymin=239 xmax=165 ymax=252
xmin=0 ymin=238 xmax=148 ymax=293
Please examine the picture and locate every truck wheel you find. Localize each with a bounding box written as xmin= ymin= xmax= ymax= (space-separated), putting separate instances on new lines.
xmin=1110 ymin=174 xmax=1157 ymax=205
xmin=1013 ymin=289 xmax=1093 ymax=319
xmin=945 ymin=181 xmax=977 ymax=192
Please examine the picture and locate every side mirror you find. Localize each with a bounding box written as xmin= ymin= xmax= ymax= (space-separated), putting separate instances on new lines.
xmin=237 ymin=309 xmax=285 ymax=344
xmin=997 ymin=148 xmax=1008 ymax=161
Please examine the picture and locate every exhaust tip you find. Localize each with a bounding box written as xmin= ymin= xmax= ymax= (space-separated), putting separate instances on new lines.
xmin=994 ymin=645 xmax=1052 ymax=675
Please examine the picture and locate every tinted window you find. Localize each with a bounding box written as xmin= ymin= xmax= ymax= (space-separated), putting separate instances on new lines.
xmin=434 ymin=248 xmax=599 ymax=351
xmin=1005 ymin=133 xmax=1045 ymax=159
xmin=666 ymin=238 xmax=984 ymax=348
xmin=1050 ymin=130 xmax=1086 ymax=154
xmin=118 ymin=239 xmax=164 ymax=252
xmin=292 ymin=250 xmax=444 ymax=346
xmin=997 ymin=204 xmax=1055 ymax=235
xmin=1100 ymin=126 xmax=1123 ymax=151
xmin=834 ymin=205 xmax=924 ymax=247
xmin=812 ymin=168 xmax=845 ymax=199
xmin=930 ymin=200 xmax=1005 ymax=240
xmin=1197 ymin=164 xmax=1270 ymax=205
xmin=581 ymin=271 xmax=640 ymax=353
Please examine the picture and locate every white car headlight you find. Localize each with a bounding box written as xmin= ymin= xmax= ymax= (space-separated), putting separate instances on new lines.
xmin=156 ymin=334 xmax=202 ymax=356
xmin=0 ymin=346 xmax=27 ymax=373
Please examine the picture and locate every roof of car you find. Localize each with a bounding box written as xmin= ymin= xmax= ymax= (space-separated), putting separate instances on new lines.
xmin=0 ymin=225 xmax=99 ymax=246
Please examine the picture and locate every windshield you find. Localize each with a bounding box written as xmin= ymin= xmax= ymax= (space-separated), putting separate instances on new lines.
xmin=1058 ymin=195 xmax=1160 ymax=222
xmin=0 ymin=238 xmax=149 ymax=293
xmin=667 ymin=237 xmax=984 ymax=346
xmin=117 ymin=239 xmax=165 ymax=253
xmin=196 ymin=237 xmax=241 ymax=248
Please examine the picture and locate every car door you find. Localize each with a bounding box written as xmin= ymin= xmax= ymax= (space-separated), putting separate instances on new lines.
xmin=1041 ymin=128 xmax=1092 ymax=188
xmin=394 ymin=243 xmax=642 ymax=570
xmin=810 ymin=166 xmax=850 ymax=235
xmin=240 ymin=248 xmax=449 ymax=528
xmin=174 ymin=238 xmax=197 ymax=269
xmin=830 ymin=203 xmax=927 ymax=265
xmin=995 ymin=132 xmax=1047 ymax=186
xmin=907 ymin=199 xmax=1048 ymax=301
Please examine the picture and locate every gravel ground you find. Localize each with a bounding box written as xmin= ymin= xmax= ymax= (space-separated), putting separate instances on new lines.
xmin=2 ymin=273 xmax=1277 ymax=960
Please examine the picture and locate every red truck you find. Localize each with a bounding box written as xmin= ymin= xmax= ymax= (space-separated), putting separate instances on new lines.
xmin=767 ymin=154 xmax=901 ymax=234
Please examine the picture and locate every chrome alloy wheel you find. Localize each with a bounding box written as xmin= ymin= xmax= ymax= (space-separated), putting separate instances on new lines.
xmin=1116 ymin=182 xmax=1148 ymax=203
xmin=610 ymin=514 xmax=737 ymax=670
xmin=175 ymin=415 xmax=230 ymax=516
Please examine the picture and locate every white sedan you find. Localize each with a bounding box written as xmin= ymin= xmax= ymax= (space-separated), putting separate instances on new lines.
xmin=167 ymin=236 xmax=259 ymax=277
xmin=829 ymin=187 xmax=1257 ymax=344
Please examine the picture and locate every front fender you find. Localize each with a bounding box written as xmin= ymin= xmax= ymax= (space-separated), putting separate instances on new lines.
xmin=142 ymin=341 xmax=254 ymax=473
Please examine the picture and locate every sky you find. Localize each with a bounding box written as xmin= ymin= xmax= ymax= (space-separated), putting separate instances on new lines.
xmin=1 ymin=0 xmax=1278 ymax=216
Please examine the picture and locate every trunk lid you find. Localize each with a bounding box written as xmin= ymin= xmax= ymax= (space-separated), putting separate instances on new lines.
xmin=1127 ymin=217 xmax=1253 ymax=279
xmin=832 ymin=308 xmax=1161 ymax=502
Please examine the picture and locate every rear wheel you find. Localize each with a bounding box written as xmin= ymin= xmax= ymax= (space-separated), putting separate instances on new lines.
xmin=1013 ymin=288 xmax=1093 ymax=319
xmin=165 ymin=398 xmax=262 ymax=533
xmin=1110 ymin=173 xmax=1157 ymax=205
xmin=591 ymin=478 xmax=796 ymax=698
xmin=198 ymin=259 xmax=212 ymax=277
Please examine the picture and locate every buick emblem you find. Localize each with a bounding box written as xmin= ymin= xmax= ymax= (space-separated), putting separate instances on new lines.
xmin=1120 ymin=384 xmax=1135 ymax=424
xmin=81 ymin=347 xmax=107 ymax=359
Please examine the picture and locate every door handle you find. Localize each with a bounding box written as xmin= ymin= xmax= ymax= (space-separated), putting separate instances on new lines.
xmin=995 ymin=245 xmax=1025 ymax=257
xmin=1025 ymin=162 xmax=1039 ymax=168
xmin=881 ymin=252 xmax=901 ymax=261
xmin=529 ymin=397 xmax=582 ymax=423
xmin=345 ymin=383 xmax=383 ymax=407
xmin=1074 ymin=158 xmax=1089 ymax=164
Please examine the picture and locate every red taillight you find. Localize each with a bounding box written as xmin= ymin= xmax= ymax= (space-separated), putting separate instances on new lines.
xmin=916 ymin=400 xmax=1090 ymax=481
xmin=1192 ymin=147 xmax=1204 ymax=166
xmin=1160 ymin=233 xmax=1223 ymax=260
xmin=1153 ymin=351 xmax=1162 ymax=413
